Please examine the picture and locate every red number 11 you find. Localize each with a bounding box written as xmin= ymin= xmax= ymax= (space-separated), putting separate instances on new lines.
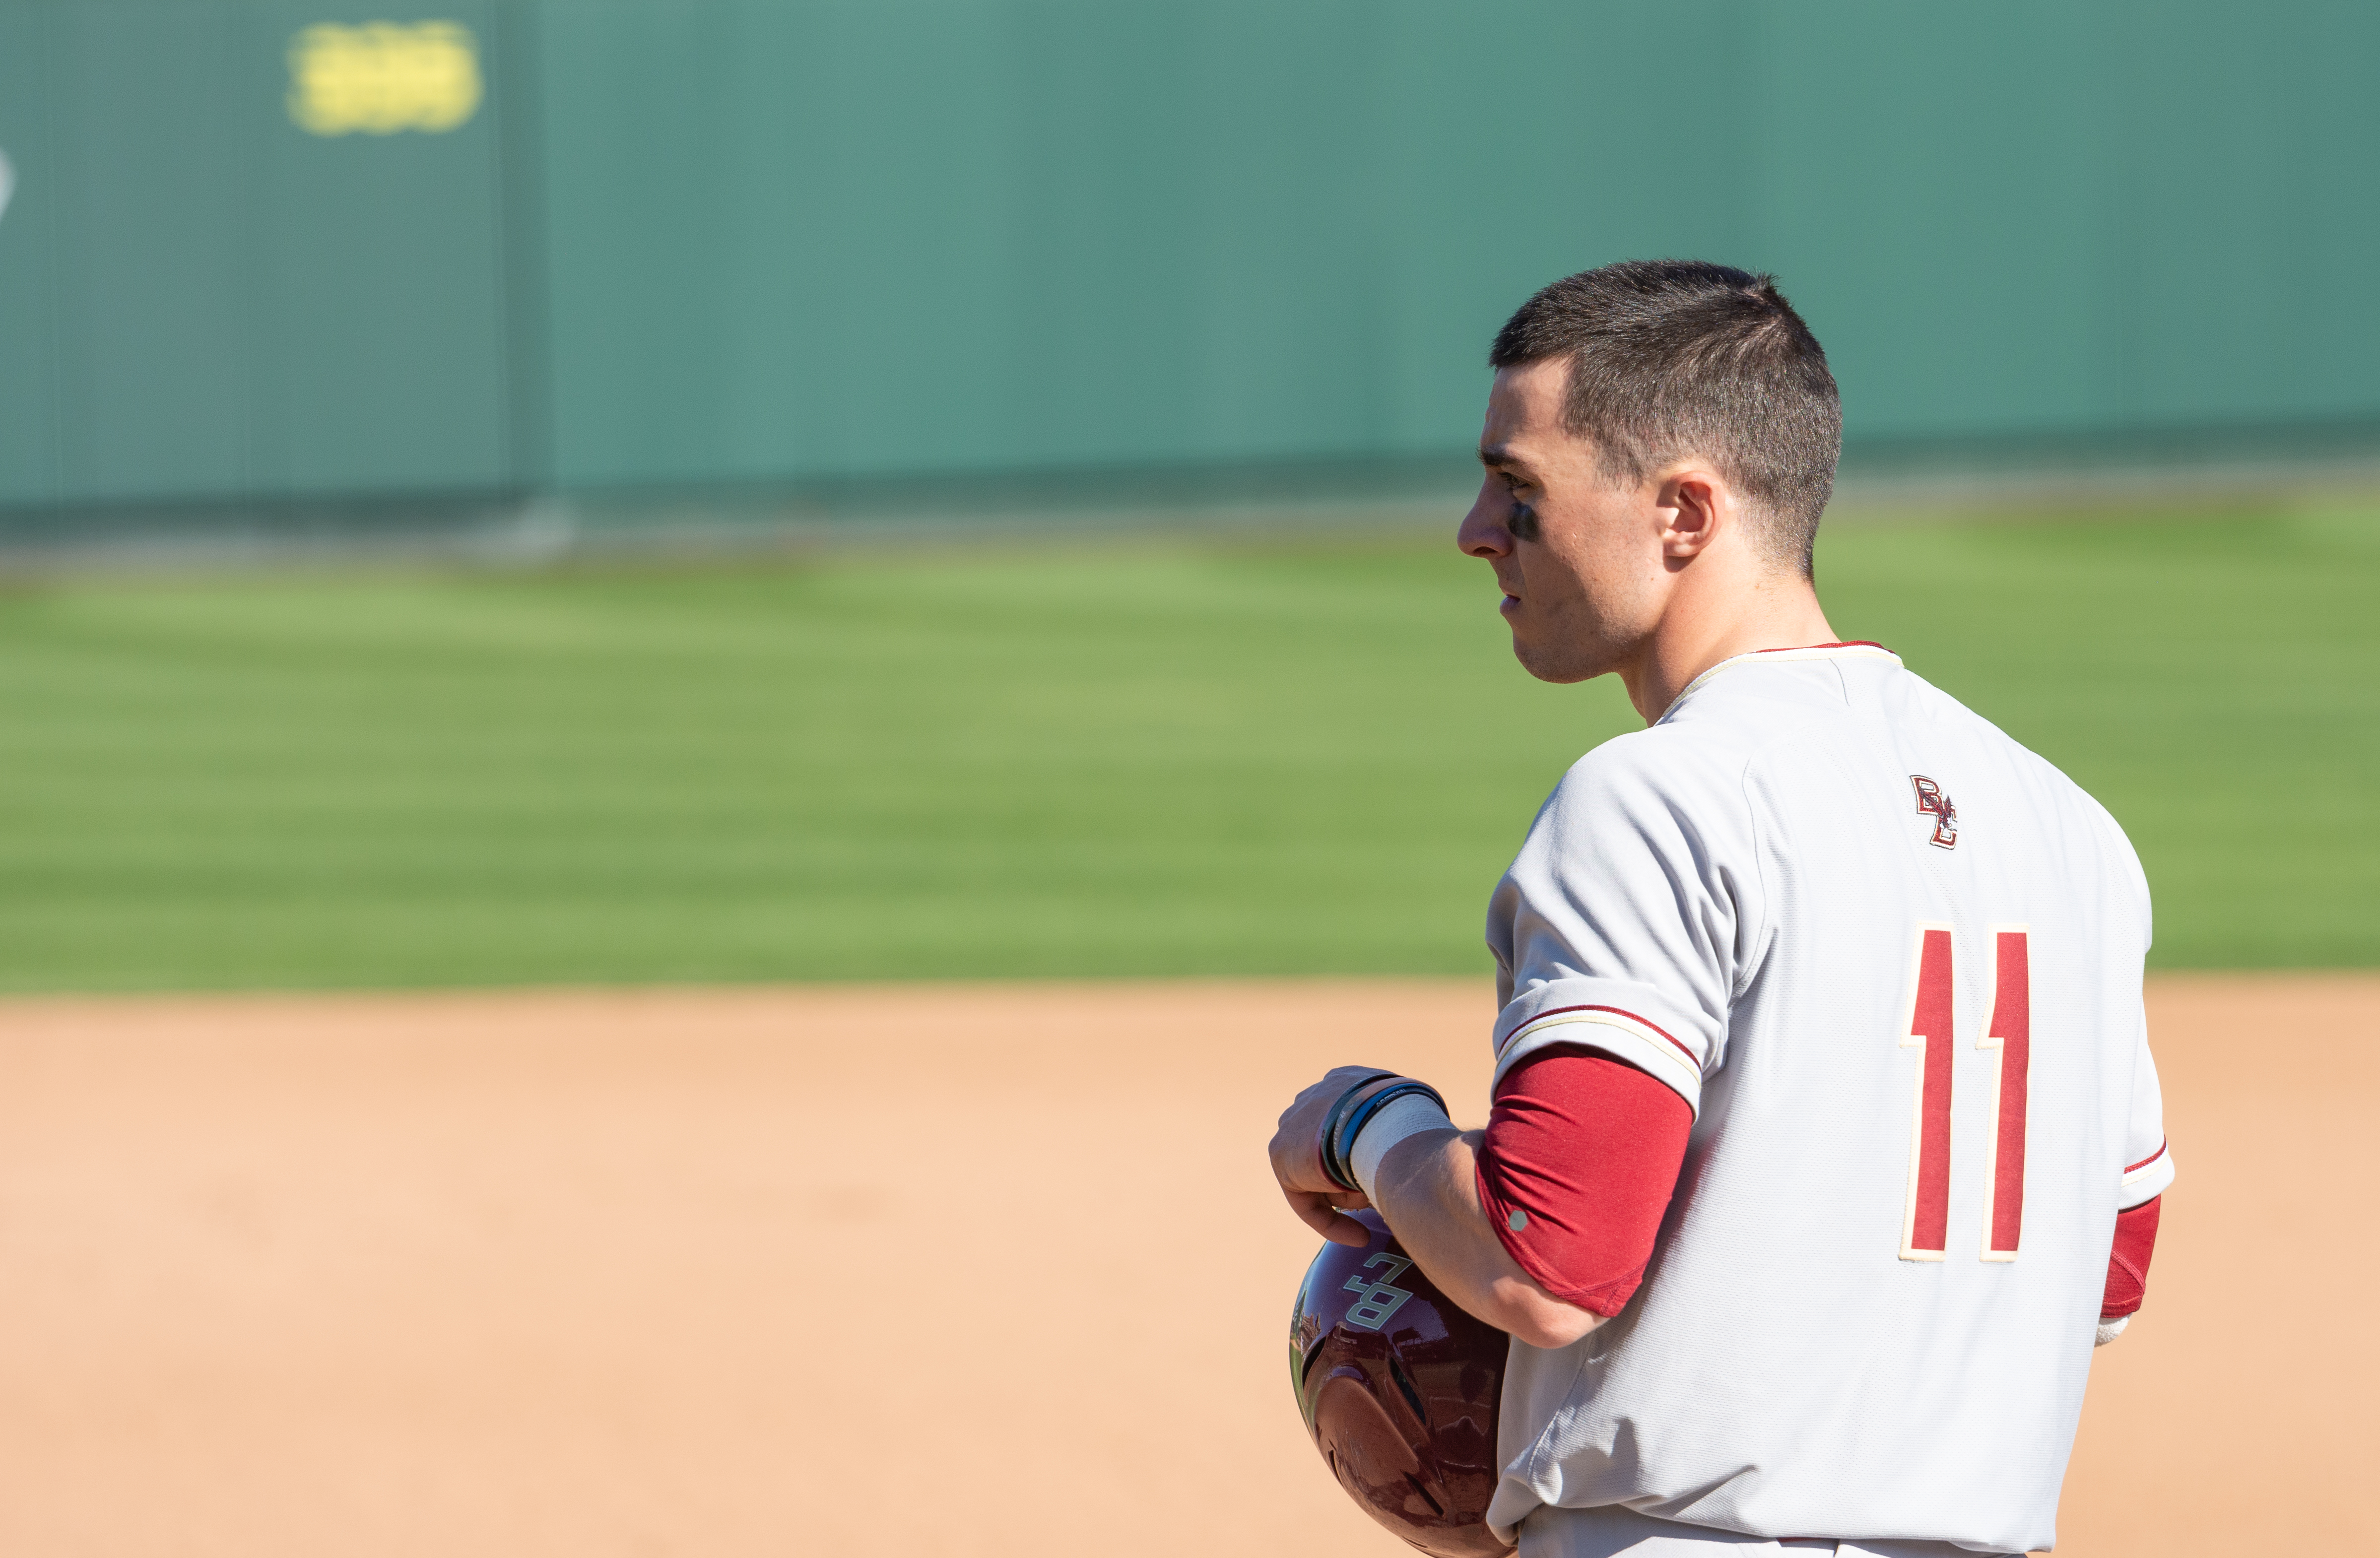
xmin=1898 ymin=924 xmax=2031 ymax=1262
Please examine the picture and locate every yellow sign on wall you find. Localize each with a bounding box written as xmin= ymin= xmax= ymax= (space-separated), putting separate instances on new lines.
xmin=288 ymin=21 xmax=482 ymax=136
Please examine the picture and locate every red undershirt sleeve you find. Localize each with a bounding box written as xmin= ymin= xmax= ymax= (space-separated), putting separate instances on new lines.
xmin=2102 ymin=1195 xmax=2161 ymax=1319
xmin=1473 ymin=1044 xmax=1694 ymax=1319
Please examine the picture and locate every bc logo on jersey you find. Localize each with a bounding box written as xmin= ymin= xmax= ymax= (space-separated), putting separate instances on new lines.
xmin=1911 ymin=775 xmax=1958 ymax=850
xmin=1341 ymin=1252 xmax=1416 ymax=1330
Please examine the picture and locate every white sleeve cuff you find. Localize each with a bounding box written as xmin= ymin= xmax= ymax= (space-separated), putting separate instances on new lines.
xmin=2095 ymin=1315 xmax=2130 ymax=1347
xmin=2118 ymin=1139 xmax=2174 ymax=1208
xmin=1491 ymin=994 xmax=1708 ymax=1117
xmin=1350 ymin=1090 xmax=1456 ymax=1204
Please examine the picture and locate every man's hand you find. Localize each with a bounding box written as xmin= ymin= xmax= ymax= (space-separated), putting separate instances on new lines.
xmin=1370 ymin=1127 xmax=1603 ymax=1349
xmin=1270 ymin=1064 xmax=1602 ymax=1348
xmin=1268 ymin=1064 xmax=1395 ymax=1247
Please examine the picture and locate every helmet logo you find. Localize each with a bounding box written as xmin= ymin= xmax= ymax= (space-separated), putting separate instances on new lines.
xmin=1342 ymin=1252 xmax=1416 ymax=1331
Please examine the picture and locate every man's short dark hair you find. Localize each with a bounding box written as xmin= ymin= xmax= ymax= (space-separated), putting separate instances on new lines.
xmin=1489 ymin=260 xmax=1841 ymax=576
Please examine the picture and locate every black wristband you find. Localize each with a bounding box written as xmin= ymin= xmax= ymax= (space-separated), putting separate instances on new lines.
xmin=1315 ymin=1071 xmax=1400 ymax=1190
xmin=1332 ymin=1079 xmax=1450 ymax=1188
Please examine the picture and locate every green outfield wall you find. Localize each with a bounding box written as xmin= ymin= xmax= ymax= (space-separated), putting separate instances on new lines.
xmin=2 ymin=0 xmax=2377 ymax=515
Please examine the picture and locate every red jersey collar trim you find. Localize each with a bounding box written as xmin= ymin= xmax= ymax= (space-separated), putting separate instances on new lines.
xmin=1662 ymin=641 xmax=1900 ymax=718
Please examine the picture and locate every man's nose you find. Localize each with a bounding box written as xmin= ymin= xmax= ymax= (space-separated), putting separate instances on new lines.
xmin=1457 ymin=487 xmax=1511 ymax=559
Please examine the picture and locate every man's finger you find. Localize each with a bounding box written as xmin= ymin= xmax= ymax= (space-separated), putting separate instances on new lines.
xmin=1283 ymin=1185 xmax=1376 ymax=1246
xmin=1318 ymin=1210 xmax=1374 ymax=1247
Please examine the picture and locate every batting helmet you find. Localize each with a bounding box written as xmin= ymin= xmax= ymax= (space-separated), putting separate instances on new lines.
xmin=1289 ymin=1212 xmax=1511 ymax=1557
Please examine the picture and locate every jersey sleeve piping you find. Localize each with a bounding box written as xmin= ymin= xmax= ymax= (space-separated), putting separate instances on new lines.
xmin=2119 ymin=1139 xmax=2174 ymax=1207
xmin=1494 ymin=1004 xmax=1705 ymax=1115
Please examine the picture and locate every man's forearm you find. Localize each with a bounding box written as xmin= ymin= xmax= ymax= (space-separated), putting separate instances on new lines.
xmin=1370 ymin=1127 xmax=1603 ymax=1350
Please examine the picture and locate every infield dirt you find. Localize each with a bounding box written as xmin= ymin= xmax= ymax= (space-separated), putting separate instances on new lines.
xmin=0 ymin=974 xmax=2367 ymax=1557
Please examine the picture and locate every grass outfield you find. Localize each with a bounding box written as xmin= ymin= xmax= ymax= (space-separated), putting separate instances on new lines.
xmin=0 ymin=504 xmax=2369 ymax=990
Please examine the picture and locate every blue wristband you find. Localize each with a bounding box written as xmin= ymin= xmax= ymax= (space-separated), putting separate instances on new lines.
xmin=1326 ymin=1077 xmax=1449 ymax=1190
xmin=1315 ymin=1071 xmax=1400 ymax=1189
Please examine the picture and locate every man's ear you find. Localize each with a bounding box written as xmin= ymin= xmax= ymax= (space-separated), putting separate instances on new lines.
xmin=1657 ymin=470 xmax=1723 ymax=559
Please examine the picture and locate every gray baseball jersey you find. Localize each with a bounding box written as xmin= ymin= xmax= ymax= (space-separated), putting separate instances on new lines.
xmin=1482 ymin=645 xmax=2172 ymax=1556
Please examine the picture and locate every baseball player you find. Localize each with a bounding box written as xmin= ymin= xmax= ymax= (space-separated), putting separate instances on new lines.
xmin=1269 ymin=261 xmax=2168 ymax=1557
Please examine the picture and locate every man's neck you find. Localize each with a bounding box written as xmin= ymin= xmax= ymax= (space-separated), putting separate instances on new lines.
xmin=1618 ymin=570 xmax=1839 ymax=723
